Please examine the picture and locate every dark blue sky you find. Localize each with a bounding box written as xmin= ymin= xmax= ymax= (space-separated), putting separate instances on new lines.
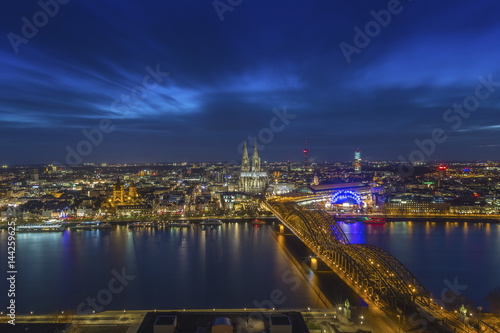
xmin=1 ymin=0 xmax=500 ymax=165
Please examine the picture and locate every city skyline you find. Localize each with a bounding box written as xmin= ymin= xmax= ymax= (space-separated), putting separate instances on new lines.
xmin=1 ymin=1 xmax=500 ymax=164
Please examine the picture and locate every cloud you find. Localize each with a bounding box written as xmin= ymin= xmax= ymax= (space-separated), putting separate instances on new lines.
xmin=0 ymin=0 xmax=499 ymax=163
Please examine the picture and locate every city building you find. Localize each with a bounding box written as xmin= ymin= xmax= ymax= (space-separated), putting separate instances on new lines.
xmin=238 ymin=141 xmax=268 ymax=195
xmin=384 ymin=197 xmax=450 ymax=215
xmin=354 ymin=148 xmax=361 ymax=173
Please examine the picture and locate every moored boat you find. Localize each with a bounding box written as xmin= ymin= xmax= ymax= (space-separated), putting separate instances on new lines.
xmin=364 ymin=217 xmax=386 ymax=224
xmin=128 ymin=221 xmax=157 ymax=228
xmin=71 ymin=221 xmax=111 ymax=230
xmin=16 ymin=223 xmax=65 ymax=232
xmin=165 ymin=221 xmax=191 ymax=227
xmin=200 ymin=218 xmax=222 ymax=226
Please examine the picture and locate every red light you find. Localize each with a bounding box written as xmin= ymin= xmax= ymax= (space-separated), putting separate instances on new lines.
xmin=474 ymin=193 xmax=479 ymax=197
xmin=438 ymin=166 xmax=447 ymax=170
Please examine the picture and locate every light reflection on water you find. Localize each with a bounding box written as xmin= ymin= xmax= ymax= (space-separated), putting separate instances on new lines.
xmin=2 ymin=220 xmax=498 ymax=313
xmin=0 ymin=223 xmax=325 ymax=313
xmin=339 ymin=220 xmax=500 ymax=308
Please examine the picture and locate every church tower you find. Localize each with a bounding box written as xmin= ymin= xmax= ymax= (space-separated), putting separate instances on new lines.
xmin=113 ymin=178 xmax=124 ymax=203
xmin=128 ymin=180 xmax=138 ymax=202
xmin=241 ymin=141 xmax=250 ymax=172
xmin=251 ymin=141 xmax=260 ymax=172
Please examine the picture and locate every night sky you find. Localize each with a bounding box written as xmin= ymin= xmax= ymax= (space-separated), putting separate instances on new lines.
xmin=1 ymin=0 xmax=500 ymax=165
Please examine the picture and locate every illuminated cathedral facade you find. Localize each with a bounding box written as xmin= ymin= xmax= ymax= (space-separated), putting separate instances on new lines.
xmin=102 ymin=178 xmax=140 ymax=210
xmin=239 ymin=141 xmax=268 ymax=195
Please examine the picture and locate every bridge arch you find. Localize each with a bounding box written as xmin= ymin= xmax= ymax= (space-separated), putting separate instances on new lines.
xmin=265 ymin=199 xmax=430 ymax=313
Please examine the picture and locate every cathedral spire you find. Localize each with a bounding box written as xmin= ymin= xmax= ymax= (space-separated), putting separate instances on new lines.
xmin=253 ymin=140 xmax=259 ymax=159
xmin=252 ymin=140 xmax=261 ymax=172
xmin=241 ymin=141 xmax=250 ymax=172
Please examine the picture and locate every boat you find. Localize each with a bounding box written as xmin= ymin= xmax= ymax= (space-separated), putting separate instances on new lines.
xmin=200 ymin=218 xmax=222 ymax=226
xmin=16 ymin=223 xmax=65 ymax=232
xmin=127 ymin=221 xmax=157 ymax=228
xmin=165 ymin=221 xmax=191 ymax=228
xmin=251 ymin=219 xmax=266 ymax=225
xmin=71 ymin=221 xmax=111 ymax=230
xmin=342 ymin=219 xmax=357 ymax=224
xmin=364 ymin=217 xmax=386 ymax=224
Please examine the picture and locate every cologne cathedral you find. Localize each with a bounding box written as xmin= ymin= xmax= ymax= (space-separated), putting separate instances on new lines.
xmin=238 ymin=141 xmax=268 ymax=195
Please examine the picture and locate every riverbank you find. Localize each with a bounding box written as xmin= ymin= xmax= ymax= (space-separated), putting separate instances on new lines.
xmin=334 ymin=214 xmax=500 ymax=223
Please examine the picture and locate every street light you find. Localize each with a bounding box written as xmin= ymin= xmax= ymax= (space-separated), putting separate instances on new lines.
xmin=397 ymin=314 xmax=401 ymax=333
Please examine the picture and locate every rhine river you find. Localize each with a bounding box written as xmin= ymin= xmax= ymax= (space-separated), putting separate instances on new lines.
xmin=1 ymin=220 xmax=499 ymax=313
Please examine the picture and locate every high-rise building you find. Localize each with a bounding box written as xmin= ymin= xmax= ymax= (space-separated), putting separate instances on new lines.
xmin=437 ymin=165 xmax=447 ymax=187
xmin=239 ymin=141 xmax=268 ymax=195
xmin=354 ymin=148 xmax=361 ymax=173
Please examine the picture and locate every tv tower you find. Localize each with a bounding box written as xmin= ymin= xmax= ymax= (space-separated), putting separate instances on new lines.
xmin=303 ymin=140 xmax=309 ymax=170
